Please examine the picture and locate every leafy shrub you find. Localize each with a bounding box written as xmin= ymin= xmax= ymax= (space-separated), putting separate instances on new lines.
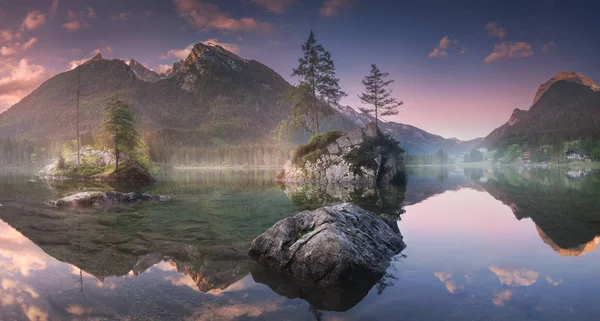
xmin=291 ymin=130 xmax=343 ymax=166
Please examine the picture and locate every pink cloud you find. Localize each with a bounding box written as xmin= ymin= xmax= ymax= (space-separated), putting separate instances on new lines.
xmin=428 ymin=36 xmax=457 ymax=58
xmin=87 ymin=6 xmax=97 ymax=19
xmin=173 ymin=0 xmax=272 ymax=32
xmin=485 ymin=22 xmax=506 ymax=39
xmin=319 ymin=0 xmax=354 ymax=16
xmin=0 ymin=30 xmax=16 ymax=43
xmin=153 ymin=64 xmax=171 ymax=74
xmin=110 ymin=12 xmax=131 ymax=21
xmin=21 ymin=11 xmax=47 ymax=31
xmin=428 ymin=48 xmax=448 ymax=58
xmin=63 ymin=20 xmax=89 ymax=32
xmin=0 ymin=38 xmax=38 ymax=56
xmin=0 ymin=59 xmax=47 ymax=111
xmin=484 ymin=42 xmax=533 ymax=63
xmin=541 ymin=41 xmax=558 ymax=53
xmin=250 ymin=0 xmax=294 ymax=13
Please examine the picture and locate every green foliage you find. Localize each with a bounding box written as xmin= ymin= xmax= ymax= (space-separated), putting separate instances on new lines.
xmin=279 ymin=30 xmax=346 ymax=135
xmin=592 ymin=147 xmax=600 ymax=161
xmin=505 ymin=144 xmax=521 ymax=163
xmin=343 ymin=133 xmax=404 ymax=175
xmin=98 ymin=95 xmax=141 ymax=171
xmin=358 ymin=64 xmax=403 ymax=130
xmin=291 ymin=130 xmax=343 ymax=166
xmin=463 ymin=149 xmax=484 ymax=163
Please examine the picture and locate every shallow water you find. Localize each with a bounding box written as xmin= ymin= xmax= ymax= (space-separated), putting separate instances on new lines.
xmin=1 ymin=166 xmax=600 ymax=320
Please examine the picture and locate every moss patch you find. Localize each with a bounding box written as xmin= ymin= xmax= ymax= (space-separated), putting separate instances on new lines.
xmin=291 ymin=130 xmax=344 ymax=167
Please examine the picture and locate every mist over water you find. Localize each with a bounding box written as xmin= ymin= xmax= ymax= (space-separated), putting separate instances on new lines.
xmin=1 ymin=166 xmax=600 ymax=320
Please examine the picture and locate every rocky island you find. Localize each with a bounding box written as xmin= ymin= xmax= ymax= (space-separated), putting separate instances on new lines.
xmin=278 ymin=123 xmax=407 ymax=186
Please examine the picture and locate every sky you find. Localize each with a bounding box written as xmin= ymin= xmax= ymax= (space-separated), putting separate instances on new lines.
xmin=0 ymin=0 xmax=598 ymax=140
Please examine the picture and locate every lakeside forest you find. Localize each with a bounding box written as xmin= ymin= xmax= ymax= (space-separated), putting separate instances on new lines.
xmin=1 ymin=31 xmax=600 ymax=170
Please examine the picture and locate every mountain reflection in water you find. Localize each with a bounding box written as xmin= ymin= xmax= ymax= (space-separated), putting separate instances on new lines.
xmin=1 ymin=167 xmax=600 ymax=320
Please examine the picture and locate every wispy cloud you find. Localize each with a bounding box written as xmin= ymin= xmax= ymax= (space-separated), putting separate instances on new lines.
xmin=173 ymin=0 xmax=272 ymax=32
xmin=21 ymin=11 xmax=46 ymax=31
xmin=0 ymin=59 xmax=47 ymax=111
xmin=428 ymin=36 xmax=458 ymax=58
xmin=251 ymin=0 xmax=294 ymax=13
xmin=485 ymin=22 xmax=506 ymax=39
xmin=320 ymin=0 xmax=354 ymax=16
xmin=50 ymin=0 xmax=60 ymax=19
xmin=541 ymin=41 xmax=558 ymax=53
xmin=63 ymin=8 xmax=95 ymax=31
xmin=110 ymin=12 xmax=131 ymax=21
xmin=484 ymin=42 xmax=533 ymax=63
xmin=0 ymin=38 xmax=37 ymax=56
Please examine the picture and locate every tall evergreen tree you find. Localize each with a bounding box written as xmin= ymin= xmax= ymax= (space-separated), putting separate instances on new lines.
xmin=358 ymin=64 xmax=403 ymax=130
xmin=288 ymin=30 xmax=346 ymax=135
xmin=99 ymin=95 xmax=140 ymax=172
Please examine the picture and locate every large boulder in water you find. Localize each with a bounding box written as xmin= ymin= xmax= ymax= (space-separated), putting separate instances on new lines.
xmin=278 ymin=122 xmax=407 ymax=186
xmin=46 ymin=191 xmax=170 ymax=208
xmin=248 ymin=203 xmax=405 ymax=286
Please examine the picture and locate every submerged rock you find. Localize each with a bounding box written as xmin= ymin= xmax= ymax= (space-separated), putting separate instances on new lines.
xmin=249 ymin=203 xmax=405 ymax=286
xmin=279 ymin=122 xmax=407 ymax=186
xmin=46 ymin=191 xmax=170 ymax=208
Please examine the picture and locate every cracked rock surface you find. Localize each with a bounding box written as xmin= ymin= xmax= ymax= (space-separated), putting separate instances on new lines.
xmin=248 ymin=203 xmax=405 ymax=286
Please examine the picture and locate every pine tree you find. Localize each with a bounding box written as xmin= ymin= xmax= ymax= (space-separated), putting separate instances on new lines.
xmin=358 ymin=64 xmax=403 ymax=130
xmin=99 ymin=95 xmax=140 ymax=172
xmin=287 ymin=30 xmax=346 ymax=135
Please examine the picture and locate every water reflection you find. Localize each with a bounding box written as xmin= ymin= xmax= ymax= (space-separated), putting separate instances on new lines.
xmin=1 ymin=166 xmax=600 ymax=320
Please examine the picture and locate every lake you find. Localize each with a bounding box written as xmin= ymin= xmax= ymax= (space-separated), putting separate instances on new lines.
xmin=1 ymin=166 xmax=600 ymax=321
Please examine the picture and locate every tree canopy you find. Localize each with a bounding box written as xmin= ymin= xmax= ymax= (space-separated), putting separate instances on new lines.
xmin=358 ymin=64 xmax=403 ymax=130
xmin=98 ymin=95 xmax=140 ymax=171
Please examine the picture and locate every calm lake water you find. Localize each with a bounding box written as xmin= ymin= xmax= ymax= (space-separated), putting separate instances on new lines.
xmin=1 ymin=166 xmax=600 ymax=320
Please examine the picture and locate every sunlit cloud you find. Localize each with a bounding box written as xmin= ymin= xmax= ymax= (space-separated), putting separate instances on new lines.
xmin=0 ymin=38 xmax=38 ymax=56
xmin=1 ymin=279 xmax=40 ymax=298
xmin=153 ymin=64 xmax=171 ymax=74
xmin=0 ymin=59 xmax=47 ymax=112
xmin=428 ymin=36 xmax=457 ymax=58
xmin=68 ymin=57 xmax=91 ymax=70
xmin=541 ymin=41 xmax=558 ymax=53
xmin=63 ymin=9 xmax=94 ymax=31
xmin=87 ymin=6 xmax=97 ymax=19
xmin=460 ymin=45 xmax=467 ymax=55
xmin=63 ymin=20 xmax=89 ymax=31
xmin=0 ymin=30 xmax=19 ymax=43
xmin=489 ymin=266 xmax=539 ymax=286
xmin=173 ymin=0 xmax=272 ymax=32
xmin=546 ymin=276 xmax=563 ymax=286
xmin=320 ymin=0 xmax=354 ymax=16
xmin=251 ymin=0 xmax=294 ymax=13
xmin=484 ymin=42 xmax=533 ymax=63
xmin=485 ymin=22 xmax=506 ymax=39
xmin=21 ymin=11 xmax=47 ymax=31
xmin=492 ymin=289 xmax=512 ymax=306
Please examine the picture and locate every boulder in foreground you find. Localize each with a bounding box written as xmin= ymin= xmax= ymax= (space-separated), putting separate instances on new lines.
xmin=46 ymin=191 xmax=170 ymax=208
xmin=249 ymin=203 xmax=405 ymax=286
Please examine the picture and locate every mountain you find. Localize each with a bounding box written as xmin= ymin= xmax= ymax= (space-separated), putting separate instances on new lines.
xmin=339 ymin=106 xmax=482 ymax=155
xmin=128 ymin=58 xmax=162 ymax=82
xmin=483 ymin=72 xmax=600 ymax=148
xmin=0 ymin=41 xmax=475 ymax=158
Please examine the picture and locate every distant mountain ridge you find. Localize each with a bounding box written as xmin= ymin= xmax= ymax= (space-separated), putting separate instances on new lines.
xmin=0 ymin=42 xmax=476 ymax=156
xmin=339 ymin=106 xmax=482 ymax=155
xmin=483 ymin=72 xmax=600 ymax=148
